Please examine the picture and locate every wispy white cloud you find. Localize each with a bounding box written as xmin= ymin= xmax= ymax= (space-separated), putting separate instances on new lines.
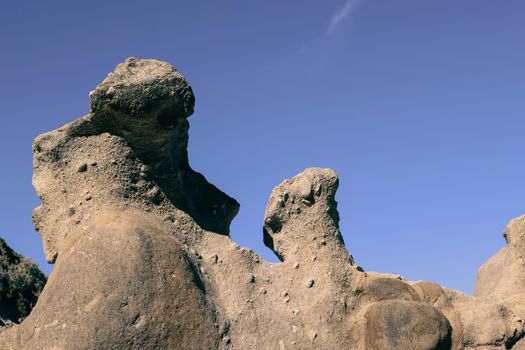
xmin=326 ymin=0 xmax=362 ymax=35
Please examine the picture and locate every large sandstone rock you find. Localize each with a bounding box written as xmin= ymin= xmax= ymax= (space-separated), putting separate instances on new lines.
xmin=1 ymin=212 xmax=220 ymax=350
xmin=0 ymin=57 xmax=524 ymax=349
xmin=364 ymin=300 xmax=451 ymax=350
xmin=475 ymin=216 xmax=525 ymax=300
xmin=32 ymin=57 xmax=238 ymax=265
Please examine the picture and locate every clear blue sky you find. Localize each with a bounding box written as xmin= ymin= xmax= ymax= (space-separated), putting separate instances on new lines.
xmin=1 ymin=0 xmax=524 ymax=293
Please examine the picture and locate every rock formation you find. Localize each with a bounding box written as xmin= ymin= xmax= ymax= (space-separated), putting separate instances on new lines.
xmin=0 ymin=57 xmax=524 ymax=349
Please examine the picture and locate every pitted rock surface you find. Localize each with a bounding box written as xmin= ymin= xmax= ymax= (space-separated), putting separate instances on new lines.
xmin=1 ymin=58 xmax=524 ymax=349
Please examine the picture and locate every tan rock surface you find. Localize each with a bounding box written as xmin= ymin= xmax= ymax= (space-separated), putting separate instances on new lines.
xmin=0 ymin=58 xmax=524 ymax=349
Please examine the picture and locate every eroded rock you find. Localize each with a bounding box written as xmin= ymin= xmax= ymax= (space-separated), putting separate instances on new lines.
xmin=364 ymin=300 xmax=451 ymax=350
xmin=475 ymin=216 xmax=525 ymax=300
xmin=1 ymin=58 xmax=524 ymax=349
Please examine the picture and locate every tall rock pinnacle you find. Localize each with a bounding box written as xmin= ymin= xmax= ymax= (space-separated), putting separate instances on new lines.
xmin=32 ymin=58 xmax=239 ymax=263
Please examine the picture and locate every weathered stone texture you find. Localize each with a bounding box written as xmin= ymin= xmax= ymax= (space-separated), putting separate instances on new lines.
xmin=0 ymin=58 xmax=524 ymax=349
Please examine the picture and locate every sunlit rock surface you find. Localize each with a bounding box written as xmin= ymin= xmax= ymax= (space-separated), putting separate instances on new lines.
xmin=0 ymin=58 xmax=523 ymax=349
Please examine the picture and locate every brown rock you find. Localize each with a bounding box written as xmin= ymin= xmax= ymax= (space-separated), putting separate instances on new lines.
xmin=1 ymin=212 xmax=219 ymax=349
xmin=3 ymin=57 xmax=525 ymax=349
xmin=365 ymin=300 xmax=451 ymax=350
xmin=475 ymin=216 xmax=525 ymax=300
xmin=365 ymin=277 xmax=420 ymax=302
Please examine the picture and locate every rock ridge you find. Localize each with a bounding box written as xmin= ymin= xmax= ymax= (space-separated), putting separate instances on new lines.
xmin=0 ymin=58 xmax=523 ymax=349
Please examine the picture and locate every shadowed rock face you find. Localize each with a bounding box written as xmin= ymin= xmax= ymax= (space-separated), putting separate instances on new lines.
xmin=88 ymin=59 xmax=239 ymax=236
xmin=0 ymin=58 xmax=524 ymax=349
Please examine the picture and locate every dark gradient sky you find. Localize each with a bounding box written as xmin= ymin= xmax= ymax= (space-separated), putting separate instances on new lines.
xmin=1 ymin=0 xmax=524 ymax=293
